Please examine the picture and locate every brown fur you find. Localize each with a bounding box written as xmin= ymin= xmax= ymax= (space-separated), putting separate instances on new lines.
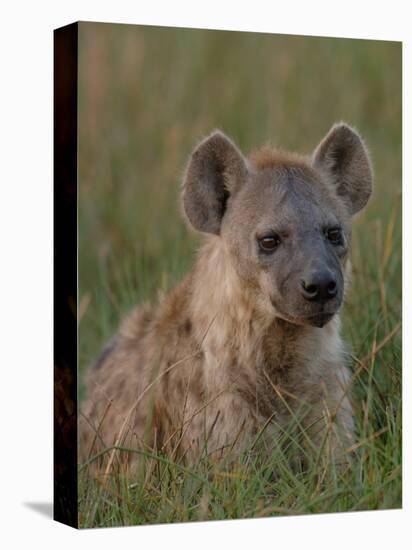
xmin=249 ymin=145 xmax=311 ymax=171
xmin=79 ymin=123 xmax=372 ymax=472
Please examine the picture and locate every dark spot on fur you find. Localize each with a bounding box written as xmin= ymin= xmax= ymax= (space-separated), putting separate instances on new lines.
xmin=235 ymin=386 xmax=257 ymax=410
xmin=93 ymin=339 xmax=115 ymax=370
xmin=178 ymin=318 xmax=192 ymax=336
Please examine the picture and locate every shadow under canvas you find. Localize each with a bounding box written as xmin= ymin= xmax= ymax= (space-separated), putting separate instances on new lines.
xmin=24 ymin=502 xmax=54 ymax=520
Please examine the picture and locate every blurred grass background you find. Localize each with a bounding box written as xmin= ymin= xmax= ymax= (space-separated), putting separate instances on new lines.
xmin=78 ymin=23 xmax=401 ymax=526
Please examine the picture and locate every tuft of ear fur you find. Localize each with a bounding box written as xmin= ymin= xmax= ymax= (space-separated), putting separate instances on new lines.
xmin=312 ymin=123 xmax=373 ymax=216
xmin=182 ymin=130 xmax=248 ymax=234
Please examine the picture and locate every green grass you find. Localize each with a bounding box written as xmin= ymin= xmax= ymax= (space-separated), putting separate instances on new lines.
xmin=77 ymin=23 xmax=402 ymax=527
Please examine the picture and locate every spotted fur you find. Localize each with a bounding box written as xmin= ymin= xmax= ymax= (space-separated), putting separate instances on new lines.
xmin=79 ymin=123 xmax=372 ymax=472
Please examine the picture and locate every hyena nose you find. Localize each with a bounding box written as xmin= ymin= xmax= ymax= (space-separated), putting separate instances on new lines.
xmin=301 ymin=272 xmax=338 ymax=303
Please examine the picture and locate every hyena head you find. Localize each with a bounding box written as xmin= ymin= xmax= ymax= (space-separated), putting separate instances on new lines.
xmin=182 ymin=123 xmax=373 ymax=327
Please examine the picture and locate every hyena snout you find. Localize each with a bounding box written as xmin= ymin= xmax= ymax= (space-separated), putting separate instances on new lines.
xmin=300 ymin=268 xmax=339 ymax=303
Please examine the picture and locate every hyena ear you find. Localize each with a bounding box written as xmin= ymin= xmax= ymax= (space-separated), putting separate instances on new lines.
xmin=182 ymin=130 xmax=248 ymax=234
xmin=312 ymin=123 xmax=373 ymax=216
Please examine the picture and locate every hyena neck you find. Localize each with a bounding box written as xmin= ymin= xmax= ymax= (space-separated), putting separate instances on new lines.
xmin=189 ymin=236 xmax=265 ymax=341
xmin=188 ymin=235 xmax=343 ymax=373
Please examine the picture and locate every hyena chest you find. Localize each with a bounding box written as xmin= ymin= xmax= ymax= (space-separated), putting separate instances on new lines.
xmin=203 ymin=333 xmax=305 ymax=424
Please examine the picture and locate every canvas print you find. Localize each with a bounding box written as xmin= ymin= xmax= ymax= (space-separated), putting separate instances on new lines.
xmin=54 ymin=22 xmax=402 ymax=528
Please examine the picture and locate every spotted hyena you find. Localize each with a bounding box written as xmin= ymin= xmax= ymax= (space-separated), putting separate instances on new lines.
xmin=79 ymin=123 xmax=372 ymax=472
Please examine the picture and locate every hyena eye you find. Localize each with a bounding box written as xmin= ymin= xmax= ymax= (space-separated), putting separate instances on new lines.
xmin=326 ymin=227 xmax=343 ymax=245
xmin=258 ymin=234 xmax=281 ymax=253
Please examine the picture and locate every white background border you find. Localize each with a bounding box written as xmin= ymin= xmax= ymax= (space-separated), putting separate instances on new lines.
xmin=0 ymin=1 xmax=409 ymax=548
